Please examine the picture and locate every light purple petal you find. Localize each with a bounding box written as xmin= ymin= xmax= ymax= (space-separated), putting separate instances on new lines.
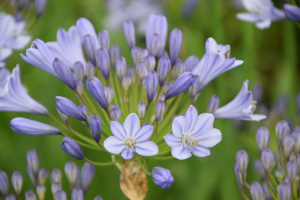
xmin=192 ymin=146 xmax=210 ymax=157
xmin=136 ymin=141 xmax=158 ymax=156
xmin=121 ymin=146 xmax=135 ymax=160
xmin=197 ymin=128 xmax=222 ymax=147
xmin=190 ymin=113 xmax=214 ymax=136
xmin=255 ymin=19 xmax=271 ymax=29
xmin=164 ymin=134 xmax=181 ymax=148
xmin=184 ymin=105 xmax=198 ymax=132
xmin=250 ymin=114 xmax=267 ymax=121
xmin=103 ymin=136 xmax=125 ymax=154
xmin=134 ymin=125 xmax=154 ymax=142
xmin=172 ymin=116 xmax=187 ymax=137
xmin=110 ymin=121 xmax=126 ymax=140
xmin=171 ymin=144 xmax=192 ymax=160
xmin=236 ymin=13 xmax=261 ymax=22
xmin=123 ymin=113 xmax=140 ymax=138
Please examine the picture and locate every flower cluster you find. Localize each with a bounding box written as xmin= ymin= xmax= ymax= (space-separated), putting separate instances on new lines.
xmin=234 ymin=121 xmax=300 ymax=200
xmin=0 ymin=149 xmax=102 ymax=200
xmin=0 ymin=13 xmax=266 ymax=198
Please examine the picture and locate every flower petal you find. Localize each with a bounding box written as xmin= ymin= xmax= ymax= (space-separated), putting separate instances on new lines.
xmin=171 ymin=144 xmax=192 ymax=160
xmin=190 ymin=113 xmax=214 ymax=136
xmin=110 ymin=121 xmax=126 ymax=140
xmin=236 ymin=13 xmax=261 ymax=22
xmin=250 ymin=114 xmax=267 ymax=121
xmin=255 ymin=19 xmax=271 ymax=29
xmin=136 ymin=141 xmax=158 ymax=156
xmin=197 ymin=128 xmax=222 ymax=148
xmin=185 ymin=105 xmax=198 ymax=132
xmin=192 ymin=146 xmax=210 ymax=157
xmin=103 ymin=136 xmax=125 ymax=154
xmin=121 ymin=146 xmax=135 ymax=160
xmin=123 ymin=113 xmax=140 ymax=138
xmin=172 ymin=116 xmax=187 ymax=137
xmin=164 ymin=134 xmax=181 ymax=148
xmin=134 ymin=125 xmax=154 ymax=142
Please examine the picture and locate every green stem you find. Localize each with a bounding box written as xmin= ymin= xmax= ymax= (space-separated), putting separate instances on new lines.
xmin=268 ymin=172 xmax=278 ymax=189
xmin=239 ymin=189 xmax=250 ymax=200
xmin=137 ymin=160 xmax=152 ymax=176
xmin=293 ymin=182 xmax=298 ymax=200
xmin=266 ymin=173 xmax=278 ymax=200
xmin=241 ymin=174 xmax=250 ymax=189
xmin=278 ymin=143 xmax=287 ymax=175
xmin=148 ymin=156 xmax=174 ymax=160
xmin=84 ymin=158 xmax=119 ymax=166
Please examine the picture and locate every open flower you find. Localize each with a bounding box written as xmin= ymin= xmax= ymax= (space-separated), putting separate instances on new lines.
xmin=0 ymin=65 xmax=47 ymax=114
xmin=164 ymin=105 xmax=222 ymax=160
xmin=214 ymin=80 xmax=266 ymax=121
xmin=236 ymin=0 xmax=286 ymax=29
xmin=104 ymin=113 xmax=159 ymax=160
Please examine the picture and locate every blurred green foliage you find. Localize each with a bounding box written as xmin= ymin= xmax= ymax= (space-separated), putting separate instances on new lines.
xmin=0 ymin=0 xmax=299 ymax=199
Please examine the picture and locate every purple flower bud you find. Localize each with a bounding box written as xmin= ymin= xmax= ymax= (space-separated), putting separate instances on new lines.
xmin=136 ymin=61 xmax=147 ymax=81
xmin=185 ymin=56 xmax=199 ymax=72
xmin=131 ymin=47 xmax=144 ymax=66
xmin=278 ymin=182 xmax=292 ymax=200
xmin=250 ymin=182 xmax=265 ymax=200
xmin=146 ymin=70 xmax=158 ymax=103
xmin=55 ymin=97 xmax=87 ymax=121
xmin=286 ymin=161 xmax=298 ymax=183
xmin=283 ymin=135 xmax=295 ymax=157
xmin=27 ymin=149 xmax=39 ymax=177
xmin=5 ymin=194 xmax=16 ymax=200
xmin=256 ymin=127 xmax=270 ymax=152
xmin=71 ymin=187 xmax=84 ymax=200
xmin=78 ymin=104 xmax=88 ymax=120
xmin=137 ymin=102 xmax=146 ymax=119
xmin=11 ymin=171 xmax=22 ymax=195
xmin=236 ymin=150 xmax=249 ymax=174
xmin=144 ymin=55 xmax=156 ymax=71
xmin=86 ymin=77 xmax=108 ymax=110
xmin=109 ymin=44 xmax=121 ymax=66
xmin=169 ymin=28 xmax=183 ymax=66
xmin=115 ymin=57 xmax=127 ymax=80
xmin=172 ymin=59 xmax=186 ymax=79
xmin=276 ymin=168 xmax=285 ymax=183
xmin=149 ymin=34 xmax=162 ymax=57
xmin=73 ymin=61 xmax=84 ymax=81
xmin=80 ymin=163 xmax=95 ymax=195
xmin=122 ymin=75 xmax=131 ymax=91
xmin=234 ymin=163 xmax=244 ymax=189
xmin=10 ymin=118 xmax=61 ymax=135
xmin=35 ymin=0 xmax=47 ymax=18
xmin=164 ymin=82 xmax=172 ymax=94
xmin=103 ymin=86 xmax=114 ymax=105
xmin=61 ymin=137 xmax=84 ymax=160
xmin=36 ymin=185 xmax=45 ymax=200
xmin=293 ymin=131 xmax=300 ymax=153
xmin=261 ymin=149 xmax=275 ymax=172
xmin=95 ymin=47 xmax=110 ymax=79
xmin=152 ymin=167 xmax=174 ymax=189
xmin=97 ymin=29 xmax=110 ymax=50
xmin=284 ymin=4 xmax=300 ymax=21
xmin=165 ymin=72 xmax=196 ymax=100
xmin=276 ymin=120 xmax=290 ymax=143
xmin=93 ymin=196 xmax=103 ymax=200
xmin=110 ymin=104 xmax=121 ymax=121
xmin=53 ymin=58 xmax=77 ymax=89
xmin=25 ymin=190 xmax=36 ymax=200
xmin=50 ymin=169 xmax=61 ymax=183
xmin=123 ymin=20 xmax=136 ymax=49
xmin=86 ymin=61 xmax=95 ymax=78
xmin=64 ymin=162 xmax=80 ymax=188
xmin=206 ymin=95 xmax=220 ymax=114
xmin=253 ymin=160 xmax=265 ymax=180
xmin=0 ymin=171 xmax=9 ymax=197
xmin=89 ymin=115 xmax=102 ymax=142
xmin=157 ymin=56 xmax=171 ymax=86
xmin=155 ymin=100 xmax=166 ymax=121
xmin=83 ymin=35 xmax=97 ymax=65
xmin=38 ymin=168 xmax=48 ymax=185
xmin=51 ymin=182 xmax=61 ymax=197
xmin=55 ymin=190 xmax=66 ymax=200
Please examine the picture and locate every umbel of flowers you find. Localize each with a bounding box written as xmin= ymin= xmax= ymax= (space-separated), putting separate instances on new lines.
xmin=0 ymin=149 xmax=103 ymax=200
xmin=234 ymin=120 xmax=300 ymax=200
xmin=3 ymin=13 xmax=266 ymax=199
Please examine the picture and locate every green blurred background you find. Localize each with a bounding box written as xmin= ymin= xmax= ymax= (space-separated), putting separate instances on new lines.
xmin=0 ymin=0 xmax=299 ymax=199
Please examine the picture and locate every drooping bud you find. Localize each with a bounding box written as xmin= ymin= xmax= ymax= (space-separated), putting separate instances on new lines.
xmin=115 ymin=57 xmax=127 ymax=80
xmin=234 ymin=163 xmax=244 ymax=189
xmin=0 ymin=171 xmax=9 ymax=197
xmin=83 ymin=35 xmax=97 ymax=65
xmin=155 ymin=100 xmax=166 ymax=121
xmin=286 ymin=161 xmax=298 ymax=183
xmin=25 ymin=190 xmax=36 ymax=200
xmin=86 ymin=61 xmax=95 ymax=78
xmin=11 ymin=171 xmax=23 ymax=195
xmin=89 ymin=115 xmax=102 ymax=143
xmin=236 ymin=150 xmax=249 ymax=174
xmin=169 ymin=28 xmax=183 ymax=66
xmin=51 ymin=182 xmax=61 ymax=197
xmin=276 ymin=168 xmax=285 ymax=183
xmin=206 ymin=95 xmax=220 ymax=114
xmin=146 ymin=70 xmax=158 ymax=103
xmin=136 ymin=61 xmax=147 ymax=81
xmin=278 ymin=182 xmax=292 ymax=200
xmin=164 ymin=82 xmax=172 ymax=94
xmin=27 ymin=149 xmax=39 ymax=177
xmin=253 ymin=160 xmax=265 ymax=180
xmin=250 ymin=182 xmax=265 ymax=200
xmin=144 ymin=55 xmax=156 ymax=71
xmin=152 ymin=167 xmax=174 ymax=189
xmin=109 ymin=44 xmax=121 ymax=66
xmin=103 ymin=86 xmax=114 ymax=105
xmin=283 ymin=135 xmax=295 ymax=157
xmin=97 ymin=29 xmax=110 ymax=50
xmin=55 ymin=97 xmax=87 ymax=121
xmin=275 ymin=120 xmax=290 ymax=143
xmin=36 ymin=185 xmax=45 ymax=200
xmin=95 ymin=47 xmax=110 ymax=79
xmin=71 ymin=187 xmax=84 ymax=200
xmin=157 ymin=56 xmax=171 ymax=86
xmin=172 ymin=59 xmax=185 ymax=79
xmin=123 ymin=20 xmax=136 ymax=49
xmin=61 ymin=137 xmax=84 ymax=160
xmin=53 ymin=58 xmax=77 ymax=89
xmin=261 ymin=149 xmax=275 ymax=172
xmin=86 ymin=77 xmax=108 ymax=110
xmin=148 ymin=34 xmax=162 ymax=57
xmin=137 ymin=102 xmax=146 ymax=120
xmin=55 ymin=190 xmax=67 ymax=200
xmin=73 ymin=61 xmax=84 ymax=81
xmin=38 ymin=168 xmax=48 ymax=185
xmin=50 ymin=169 xmax=61 ymax=184
xmin=110 ymin=104 xmax=121 ymax=121
xmin=80 ymin=163 xmax=95 ymax=195
xmin=256 ymin=127 xmax=270 ymax=152
xmin=185 ymin=56 xmax=199 ymax=72
xmin=131 ymin=47 xmax=144 ymax=66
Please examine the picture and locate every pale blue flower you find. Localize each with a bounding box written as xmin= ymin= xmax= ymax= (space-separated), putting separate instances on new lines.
xmin=192 ymin=38 xmax=243 ymax=93
xmin=104 ymin=113 xmax=159 ymax=160
xmin=236 ymin=0 xmax=286 ymax=29
xmin=164 ymin=105 xmax=222 ymax=160
xmin=214 ymin=80 xmax=266 ymax=121
xmin=0 ymin=65 xmax=47 ymax=114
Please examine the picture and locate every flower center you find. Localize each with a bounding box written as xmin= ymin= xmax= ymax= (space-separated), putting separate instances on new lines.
xmin=124 ymin=138 xmax=137 ymax=149
xmin=181 ymin=135 xmax=198 ymax=152
xmin=243 ymin=100 xmax=257 ymax=115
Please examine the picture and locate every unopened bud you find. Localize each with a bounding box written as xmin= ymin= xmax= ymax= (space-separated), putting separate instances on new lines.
xmin=276 ymin=120 xmax=290 ymax=143
xmin=261 ymin=149 xmax=275 ymax=172
xmin=236 ymin=150 xmax=249 ymax=174
xmin=137 ymin=102 xmax=146 ymax=119
xmin=256 ymin=127 xmax=270 ymax=152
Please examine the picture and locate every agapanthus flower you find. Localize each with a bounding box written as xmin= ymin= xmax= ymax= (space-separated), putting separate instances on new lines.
xmin=214 ymin=80 xmax=266 ymax=121
xmin=284 ymin=4 xmax=300 ymax=21
xmin=236 ymin=0 xmax=286 ymax=29
xmin=164 ymin=105 xmax=222 ymax=160
xmin=104 ymin=113 xmax=158 ymax=160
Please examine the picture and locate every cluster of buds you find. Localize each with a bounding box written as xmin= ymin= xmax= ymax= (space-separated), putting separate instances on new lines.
xmin=234 ymin=120 xmax=300 ymax=200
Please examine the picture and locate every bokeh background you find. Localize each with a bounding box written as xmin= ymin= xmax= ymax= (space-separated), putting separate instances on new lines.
xmin=0 ymin=0 xmax=299 ymax=199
